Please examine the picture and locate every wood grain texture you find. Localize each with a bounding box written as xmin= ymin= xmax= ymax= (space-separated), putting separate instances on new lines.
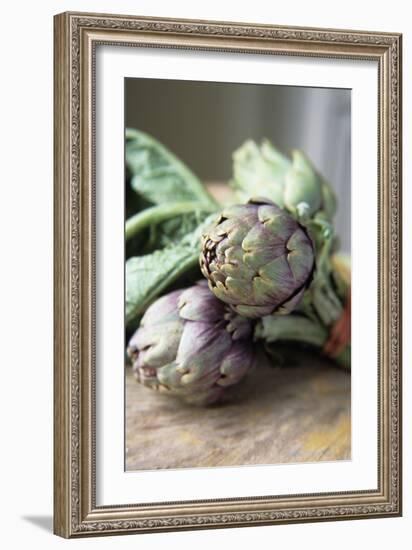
xmin=125 ymin=355 xmax=350 ymax=471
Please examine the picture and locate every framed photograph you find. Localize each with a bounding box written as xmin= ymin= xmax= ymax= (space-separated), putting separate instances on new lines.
xmin=53 ymin=11 xmax=402 ymax=538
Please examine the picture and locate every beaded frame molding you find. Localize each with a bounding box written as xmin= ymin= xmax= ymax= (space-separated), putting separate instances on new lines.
xmin=53 ymin=11 xmax=402 ymax=538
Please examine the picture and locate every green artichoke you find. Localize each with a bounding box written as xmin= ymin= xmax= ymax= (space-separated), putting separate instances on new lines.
xmin=127 ymin=281 xmax=255 ymax=405
xmin=200 ymin=198 xmax=315 ymax=318
xmin=231 ymin=139 xmax=337 ymax=221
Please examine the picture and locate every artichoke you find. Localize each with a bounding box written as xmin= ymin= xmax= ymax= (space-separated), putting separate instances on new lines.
xmin=200 ymin=198 xmax=315 ymax=318
xmin=127 ymin=281 xmax=255 ymax=405
xmin=231 ymin=139 xmax=337 ymax=221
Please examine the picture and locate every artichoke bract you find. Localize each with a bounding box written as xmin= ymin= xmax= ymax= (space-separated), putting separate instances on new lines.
xmin=127 ymin=281 xmax=255 ymax=405
xmin=200 ymin=198 xmax=315 ymax=318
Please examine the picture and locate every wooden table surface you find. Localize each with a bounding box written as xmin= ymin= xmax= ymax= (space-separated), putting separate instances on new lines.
xmin=125 ymin=355 xmax=350 ymax=471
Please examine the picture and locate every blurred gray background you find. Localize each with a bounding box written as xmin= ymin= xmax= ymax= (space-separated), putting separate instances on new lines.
xmin=125 ymin=79 xmax=351 ymax=252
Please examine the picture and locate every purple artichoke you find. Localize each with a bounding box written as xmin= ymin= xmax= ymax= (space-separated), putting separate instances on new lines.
xmin=127 ymin=281 xmax=255 ymax=405
xmin=200 ymin=198 xmax=315 ymax=319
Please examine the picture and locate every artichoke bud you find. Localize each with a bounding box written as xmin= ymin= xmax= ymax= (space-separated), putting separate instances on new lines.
xmin=200 ymin=199 xmax=315 ymax=319
xmin=231 ymin=140 xmax=336 ymax=222
xmin=231 ymin=139 xmax=289 ymax=207
xmin=127 ymin=281 xmax=255 ymax=405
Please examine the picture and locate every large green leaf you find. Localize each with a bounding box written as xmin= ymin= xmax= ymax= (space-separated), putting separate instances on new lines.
xmin=126 ymin=128 xmax=217 ymax=208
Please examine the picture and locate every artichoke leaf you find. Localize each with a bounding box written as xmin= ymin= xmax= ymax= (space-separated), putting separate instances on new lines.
xmin=126 ymin=128 xmax=217 ymax=208
xmin=126 ymin=215 xmax=216 ymax=327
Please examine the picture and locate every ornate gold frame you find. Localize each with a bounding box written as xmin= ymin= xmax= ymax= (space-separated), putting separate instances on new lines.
xmin=53 ymin=11 xmax=402 ymax=538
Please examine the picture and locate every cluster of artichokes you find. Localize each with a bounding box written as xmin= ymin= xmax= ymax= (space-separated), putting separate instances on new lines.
xmin=126 ymin=133 xmax=351 ymax=406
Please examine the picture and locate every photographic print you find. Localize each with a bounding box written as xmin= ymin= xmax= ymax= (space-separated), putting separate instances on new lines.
xmin=54 ymin=12 xmax=401 ymax=537
xmin=124 ymin=79 xmax=352 ymax=471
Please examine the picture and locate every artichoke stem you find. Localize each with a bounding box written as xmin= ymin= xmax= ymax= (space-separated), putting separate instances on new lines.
xmin=256 ymin=314 xmax=351 ymax=369
xmin=256 ymin=315 xmax=328 ymax=348
xmin=125 ymin=202 xmax=215 ymax=241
